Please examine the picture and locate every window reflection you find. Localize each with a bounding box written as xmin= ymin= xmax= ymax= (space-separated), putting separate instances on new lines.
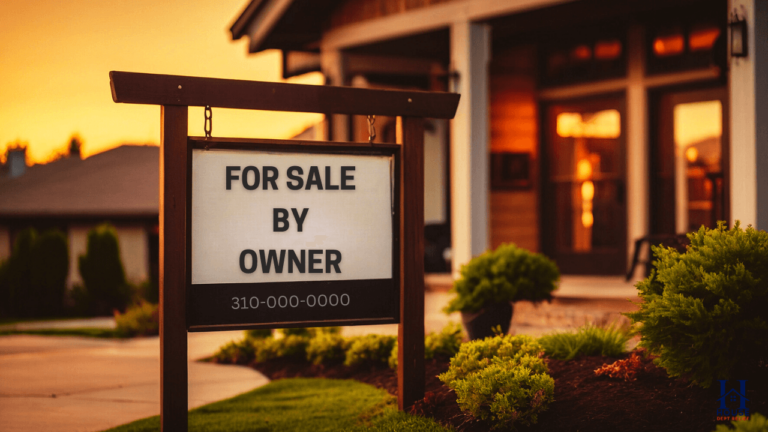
xmin=673 ymin=100 xmax=722 ymax=232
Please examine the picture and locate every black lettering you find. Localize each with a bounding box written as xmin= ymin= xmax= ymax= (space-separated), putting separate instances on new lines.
xmin=325 ymin=166 xmax=339 ymax=190
xmin=291 ymin=208 xmax=309 ymax=232
xmin=286 ymin=166 xmax=304 ymax=190
xmin=288 ymin=250 xmax=305 ymax=273
xmin=305 ymin=166 xmax=323 ymax=190
xmin=259 ymin=250 xmax=286 ymax=273
xmin=242 ymin=166 xmax=260 ymax=190
xmin=308 ymin=249 xmax=323 ymax=273
xmin=263 ymin=166 xmax=278 ymax=190
xmin=273 ymin=208 xmax=289 ymax=232
xmin=239 ymin=249 xmax=257 ymax=273
xmin=226 ymin=166 xmax=240 ymax=190
xmin=341 ymin=166 xmax=355 ymax=190
xmin=326 ymin=250 xmax=341 ymax=273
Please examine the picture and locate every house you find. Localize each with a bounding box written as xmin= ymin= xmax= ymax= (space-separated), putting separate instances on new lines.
xmin=0 ymin=145 xmax=159 ymax=288
xmin=229 ymin=0 xmax=767 ymax=278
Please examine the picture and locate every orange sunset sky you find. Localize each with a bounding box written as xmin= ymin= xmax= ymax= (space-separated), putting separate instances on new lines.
xmin=0 ymin=0 xmax=324 ymax=165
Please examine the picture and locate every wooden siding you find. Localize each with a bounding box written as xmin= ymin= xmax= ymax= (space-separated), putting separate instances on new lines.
xmin=490 ymin=45 xmax=540 ymax=252
xmin=330 ymin=0 xmax=456 ymax=29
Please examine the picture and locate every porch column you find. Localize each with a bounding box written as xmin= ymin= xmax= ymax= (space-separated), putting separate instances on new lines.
xmin=450 ymin=21 xmax=490 ymax=276
xmin=729 ymin=0 xmax=768 ymax=228
xmin=626 ymin=25 xmax=649 ymax=274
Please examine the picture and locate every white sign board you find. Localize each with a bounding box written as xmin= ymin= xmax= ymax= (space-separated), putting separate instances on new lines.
xmin=191 ymin=149 xmax=394 ymax=285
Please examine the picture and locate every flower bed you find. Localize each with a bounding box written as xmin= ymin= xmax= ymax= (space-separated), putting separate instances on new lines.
xmin=246 ymin=350 xmax=767 ymax=432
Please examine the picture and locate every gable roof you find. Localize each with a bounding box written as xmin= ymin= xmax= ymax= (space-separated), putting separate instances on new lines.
xmin=230 ymin=0 xmax=342 ymax=53
xmin=0 ymin=145 xmax=158 ymax=219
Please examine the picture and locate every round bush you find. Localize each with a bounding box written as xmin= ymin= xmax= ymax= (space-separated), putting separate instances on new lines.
xmin=627 ymin=222 xmax=768 ymax=388
xmin=445 ymin=243 xmax=559 ymax=313
xmin=439 ymin=334 xmax=553 ymax=429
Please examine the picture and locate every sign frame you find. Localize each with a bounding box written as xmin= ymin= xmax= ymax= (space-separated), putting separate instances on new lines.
xmin=109 ymin=70 xmax=460 ymax=431
xmin=185 ymin=136 xmax=402 ymax=331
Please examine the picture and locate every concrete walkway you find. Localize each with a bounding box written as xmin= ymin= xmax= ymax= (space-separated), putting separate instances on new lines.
xmin=0 ymin=332 xmax=268 ymax=432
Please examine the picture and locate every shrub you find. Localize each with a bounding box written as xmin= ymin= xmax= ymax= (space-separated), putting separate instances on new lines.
xmin=307 ymin=332 xmax=348 ymax=365
xmin=344 ymin=334 xmax=397 ymax=367
xmin=453 ymin=360 xmax=555 ymax=428
xmin=280 ymin=327 xmax=341 ymax=338
xmin=114 ymin=301 xmax=159 ymax=337
xmin=78 ymin=224 xmax=132 ymax=314
xmin=245 ymin=329 xmax=273 ymax=340
xmin=439 ymin=334 xmax=553 ymax=429
xmin=538 ymin=324 xmax=631 ymax=360
xmin=626 ymin=222 xmax=768 ymax=388
xmin=713 ymin=413 xmax=768 ymax=432
xmin=0 ymin=228 xmax=69 ymax=317
xmin=213 ymin=338 xmax=256 ymax=365
xmin=139 ymin=280 xmax=159 ymax=304
xmin=255 ymin=335 xmax=310 ymax=363
xmin=389 ymin=323 xmax=464 ymax=369
xmin=425 ymin=322 xmax=463 ymax=360
xmin=280 ymin=327 xmax=313 ymax=337
xmin=439 ymin=334 xmax=546 ymax=388
xmin=445 ymin=243 xmax=559 ymax=313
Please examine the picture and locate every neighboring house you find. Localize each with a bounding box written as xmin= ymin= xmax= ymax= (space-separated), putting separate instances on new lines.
xmin=0 ymin=145 xmax=159 ymax=288
xmin=229 ymin=0 xmax=767 ymax=278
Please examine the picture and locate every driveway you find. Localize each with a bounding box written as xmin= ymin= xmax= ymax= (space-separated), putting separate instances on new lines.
xmin=0 ymin=332 xmax=268 ymax=432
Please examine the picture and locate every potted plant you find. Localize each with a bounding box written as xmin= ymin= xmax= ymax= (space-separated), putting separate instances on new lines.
xmin=444 ymin=243 xmax=559 ymax=340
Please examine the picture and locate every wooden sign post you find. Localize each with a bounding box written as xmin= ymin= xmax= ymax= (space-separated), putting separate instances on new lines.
xmin=110 ymin=71 xmax=459 ymax=430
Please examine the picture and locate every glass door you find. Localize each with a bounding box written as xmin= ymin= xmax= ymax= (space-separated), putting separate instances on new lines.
xmin=651 ymin=86 xmax=728 ymax=236
xmin=542 ymin=97 xmax=627 ymax=274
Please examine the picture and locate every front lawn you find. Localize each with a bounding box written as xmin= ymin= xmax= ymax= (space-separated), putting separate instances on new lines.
xmin=105 ymin=378 xmax=449 ymax=432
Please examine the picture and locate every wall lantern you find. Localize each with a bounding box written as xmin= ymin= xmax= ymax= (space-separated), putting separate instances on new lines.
xmin=729 ymin=16 xmax=748 ymax=57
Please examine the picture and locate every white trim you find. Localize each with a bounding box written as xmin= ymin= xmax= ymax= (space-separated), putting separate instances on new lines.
xmin=246 ymin=0 xmax=294 ymax=53
xmin=320 ymin=0 xmax=572 ymax=51
xmin=538 ymin=68 xmax=720 ymax=101
xmin=538 ymin=79 xmax=627 ymax=100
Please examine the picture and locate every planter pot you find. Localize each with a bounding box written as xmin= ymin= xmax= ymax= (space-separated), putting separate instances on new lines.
xmin=461 ymin=301 xmax=514 ymax=340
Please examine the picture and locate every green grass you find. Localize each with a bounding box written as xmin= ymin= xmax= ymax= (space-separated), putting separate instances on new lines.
xmin=105 ymin=378 xmax=450 ymax=432
xmin=0 ymin=328 xmax=124 ymax=338
xmin=537 ymin=324 xmax=631 ymax=360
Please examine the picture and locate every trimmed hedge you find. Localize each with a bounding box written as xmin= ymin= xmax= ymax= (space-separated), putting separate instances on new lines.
xmin=0 ymin=228 xmax=69 ymax=317
xmin=78 ymin=224 xmax=132 ymax=314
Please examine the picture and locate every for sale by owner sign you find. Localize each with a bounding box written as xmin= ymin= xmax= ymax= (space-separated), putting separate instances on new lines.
xmin=186 ymin=140 xmax=400 ymax=331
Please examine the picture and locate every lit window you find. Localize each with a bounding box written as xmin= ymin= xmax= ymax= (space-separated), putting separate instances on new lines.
xmin=594 ymin=40 xmax=622 ymax=60
xmin=571 ymin=45 xmax=592 ymax=61
xmin=556 ymin=110 xmax=621 ymax=138
xmin=689 ymin=26 xmax=721 ymax=51
xmin=654 ymin=33 xmax=685 ymax=57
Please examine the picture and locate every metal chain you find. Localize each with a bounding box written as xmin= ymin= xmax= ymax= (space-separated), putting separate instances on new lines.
xmin=367 ymin=115 xmax=376 ymax=143
xmin=204 ymin=105 xmax=212 ymax=138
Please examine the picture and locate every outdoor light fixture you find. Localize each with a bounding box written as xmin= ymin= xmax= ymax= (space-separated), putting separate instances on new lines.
xmin=729 ymin=15 xmax=748 ymax=57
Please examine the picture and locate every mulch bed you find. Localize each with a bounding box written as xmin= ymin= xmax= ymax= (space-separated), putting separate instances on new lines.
xmin=249 ymin=353 xmax=767 ymax=432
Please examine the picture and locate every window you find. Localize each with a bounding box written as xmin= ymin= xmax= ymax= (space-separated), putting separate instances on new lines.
xmin=647 ymin=21 xmax=725 ymax=75
xmin=542 ymin=35 xmax=626 ymax=86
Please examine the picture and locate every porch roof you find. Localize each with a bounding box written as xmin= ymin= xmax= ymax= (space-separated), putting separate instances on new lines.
xmin=230 ymin=0 xmax=342 ymax=54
